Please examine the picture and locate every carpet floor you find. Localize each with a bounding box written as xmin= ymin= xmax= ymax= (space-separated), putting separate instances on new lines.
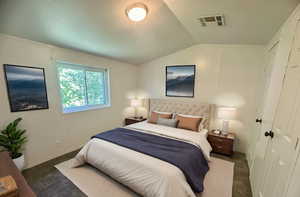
xmin=23 ymin=151 xmax=252 ymax=197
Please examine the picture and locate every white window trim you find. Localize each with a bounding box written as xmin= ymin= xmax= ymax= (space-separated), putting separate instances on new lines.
xmin=62 ymin=103 xmax=111 ymax=114
xmin=56 ymin=61 xmax=111 ymax=114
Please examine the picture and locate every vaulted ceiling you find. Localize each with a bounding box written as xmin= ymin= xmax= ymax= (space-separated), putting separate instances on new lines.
xmin=164 ymin=0 xmax=300 ymax=44
xmin=0 ymin=0 xmax=299 ymax=64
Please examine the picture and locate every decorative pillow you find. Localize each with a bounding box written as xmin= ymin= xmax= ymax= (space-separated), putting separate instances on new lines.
xmin=148 ymin=111 xmax=172 ymax=124
xmin=175 ymin=114 xmax=203 ymax=131
xmin=175 ymin=114 xmax=206 ymax=131
xmin=199 ymin=118 xmax=208 ymax=130
xmin=157 ymin=118 xmax=179 ymax=128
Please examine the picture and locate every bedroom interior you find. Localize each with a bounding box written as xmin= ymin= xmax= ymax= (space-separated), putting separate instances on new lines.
xmin=0 ymin=0 xmax=300 ymax=197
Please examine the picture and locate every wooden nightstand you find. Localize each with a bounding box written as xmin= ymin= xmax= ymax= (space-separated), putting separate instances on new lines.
xmin=125 ymin=117 xmax=147 ymax=126
xmin=207 ymin=131 xmax=235 ymax=156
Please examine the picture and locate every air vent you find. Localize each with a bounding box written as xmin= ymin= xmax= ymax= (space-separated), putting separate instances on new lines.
xmin=198 ymin=15 xmax=225 ymax=26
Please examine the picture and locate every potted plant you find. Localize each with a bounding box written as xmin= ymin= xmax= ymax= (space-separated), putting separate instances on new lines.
xmin=0 ymin=118 xmax=27 ymax=170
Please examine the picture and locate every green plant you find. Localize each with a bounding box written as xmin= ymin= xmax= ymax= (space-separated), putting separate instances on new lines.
xmin=0 ymin=118 xmax=27 ymax=159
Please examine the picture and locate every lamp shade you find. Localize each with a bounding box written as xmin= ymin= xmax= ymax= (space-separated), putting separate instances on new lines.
xmin=217 ymin=107 xmax=236 ymax=120
xmin=131 ymin=99 xmax=142 ymax=107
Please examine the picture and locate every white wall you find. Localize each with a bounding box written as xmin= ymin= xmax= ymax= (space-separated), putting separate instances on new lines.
xmin=0 ymin=34 xmax=138 ymax=168
xmin=137 ymin=44 xmax=265 ymax=153
xmin=0 ymin=34 xmax=266 ymax=165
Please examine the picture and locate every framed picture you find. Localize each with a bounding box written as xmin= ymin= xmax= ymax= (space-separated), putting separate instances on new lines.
xmin=4 ymin=64 xmax=49 ymax=112
xmin=166 ymin=65 xmax=196 ymax=97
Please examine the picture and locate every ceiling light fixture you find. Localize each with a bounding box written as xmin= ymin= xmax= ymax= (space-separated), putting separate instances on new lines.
xmin=126 ymin=3 xmax=148 ymax=22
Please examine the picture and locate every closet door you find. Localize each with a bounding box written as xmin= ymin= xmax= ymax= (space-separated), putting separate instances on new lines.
xmin=286 ymin=151 xmax=300 ymax=197
xmin=250 ymin=43 xmax=284 ymax=197
xmin=253 ymin=18 xmax=300 ymax=197
xmin=283 ymin=17 xmax=300 ymax=197
xmin=279 ymin=71 xmax=300 ymax=197
xmin=259 ymin=66 xmax=300 ymax=197
xmin=250 ymin=15 xmax=299 ymax=197
xmin=248 ymin=42 xmax=278 ymax=168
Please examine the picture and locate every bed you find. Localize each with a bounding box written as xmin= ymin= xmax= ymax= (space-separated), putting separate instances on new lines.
xmin=73 ymin=99 xmax=214 ymax=197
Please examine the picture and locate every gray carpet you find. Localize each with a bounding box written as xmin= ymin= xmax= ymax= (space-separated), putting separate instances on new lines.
xmin=23 ymin=151 xmax=252 ymax=197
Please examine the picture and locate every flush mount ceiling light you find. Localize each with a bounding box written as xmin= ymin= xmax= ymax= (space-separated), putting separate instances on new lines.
xmin=126 ymin=3 xmax=148 ymax=22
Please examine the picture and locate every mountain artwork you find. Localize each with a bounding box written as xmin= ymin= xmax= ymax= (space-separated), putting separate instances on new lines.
xmin=166 ymin=65 xmax=195 ymax=97
xmin=4 ymin=64 xmax=49 ymax=112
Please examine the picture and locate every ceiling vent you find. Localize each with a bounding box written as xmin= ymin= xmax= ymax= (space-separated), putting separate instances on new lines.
xmin=198 ymin=15 xmax=225 ymax=26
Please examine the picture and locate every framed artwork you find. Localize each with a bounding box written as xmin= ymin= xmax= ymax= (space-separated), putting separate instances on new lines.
xmin=166 ymin=65 xmax=195 ymax=97
xmin=3 ymin=64 xmax=49 ymax=112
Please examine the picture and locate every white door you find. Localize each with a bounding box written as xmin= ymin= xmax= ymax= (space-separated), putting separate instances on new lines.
xmin=250 ymin=45 xmax=282 ymax=197
xmin=250 ymin=16 xmax=299 ymax=197
xmin=248 ymin=42 xmax=278 ymax=168
xmin=285 ymin=149 xmax=300 ymax=197
xmin=282 ymin=16 xmax=300 ymax=197
xmin=259 ymin=65 xmax=300 ymax=197
xmin=251 ymin=18 xmax=300 ymax=197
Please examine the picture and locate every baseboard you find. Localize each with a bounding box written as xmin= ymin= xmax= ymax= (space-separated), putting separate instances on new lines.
xmin=23 ymin=148 xmax=81 ymax=172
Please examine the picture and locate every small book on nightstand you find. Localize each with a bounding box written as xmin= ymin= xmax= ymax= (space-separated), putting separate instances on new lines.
xmin=0 ymin=176 xmax=18 ymax=197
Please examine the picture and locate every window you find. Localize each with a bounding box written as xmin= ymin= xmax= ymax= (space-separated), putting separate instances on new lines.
xmin=57 ymin=62 xmax=110 ymax=113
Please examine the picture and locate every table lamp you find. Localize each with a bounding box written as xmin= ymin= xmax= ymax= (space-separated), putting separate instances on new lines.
xmin=131 ymin=99 xmax=142 ymax=119
xmin=217 ymin=107 xmax=236 ymax=135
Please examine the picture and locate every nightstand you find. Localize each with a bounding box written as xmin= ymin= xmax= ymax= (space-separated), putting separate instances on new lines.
xmin=125 ymin=117 xmax=147 ymax=126
xmin=207 ymin=131 xmax=235 ymax=156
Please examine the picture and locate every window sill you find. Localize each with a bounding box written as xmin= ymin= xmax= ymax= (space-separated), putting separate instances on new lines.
xmin=63 ymin=104 xmax=111 ymax=114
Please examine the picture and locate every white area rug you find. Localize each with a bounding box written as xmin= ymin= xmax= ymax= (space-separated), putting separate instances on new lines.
xmin=55 ymin=157 xmax=234 ymax=197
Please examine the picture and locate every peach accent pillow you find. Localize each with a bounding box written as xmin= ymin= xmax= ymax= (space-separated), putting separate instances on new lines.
xmin=176 ymin=114 xmax=203 ymax=131
xmin=176 ymin=114 xmax=206 ymax=131
xmin=148 ymin=112 xmax=172 ymax=124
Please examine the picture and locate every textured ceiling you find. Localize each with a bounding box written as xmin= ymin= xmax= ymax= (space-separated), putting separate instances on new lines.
xmin=0 ymin=0 xmax=299 ymax=64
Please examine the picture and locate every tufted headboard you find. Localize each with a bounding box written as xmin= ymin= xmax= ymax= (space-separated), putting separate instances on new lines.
xmin=148 ymin=99 xmax=215 ymax=130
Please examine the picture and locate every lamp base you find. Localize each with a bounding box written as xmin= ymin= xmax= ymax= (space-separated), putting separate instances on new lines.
xmin=222 ymin=120 xmax=229 ymax=135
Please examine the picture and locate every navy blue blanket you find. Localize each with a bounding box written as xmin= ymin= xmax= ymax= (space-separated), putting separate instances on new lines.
xmin=92 ymin=128 xmax=209 ymax=193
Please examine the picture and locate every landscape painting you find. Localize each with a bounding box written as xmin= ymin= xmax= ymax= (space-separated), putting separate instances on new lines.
xmin=166 ymin=65 xmax=195 ymax=97
xmin=4 ymin=64 xmax=49 ymax=112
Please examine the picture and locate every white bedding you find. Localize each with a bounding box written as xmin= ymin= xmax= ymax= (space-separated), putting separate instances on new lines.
xmin=73 ymin=121 xmax=212 ymax=197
